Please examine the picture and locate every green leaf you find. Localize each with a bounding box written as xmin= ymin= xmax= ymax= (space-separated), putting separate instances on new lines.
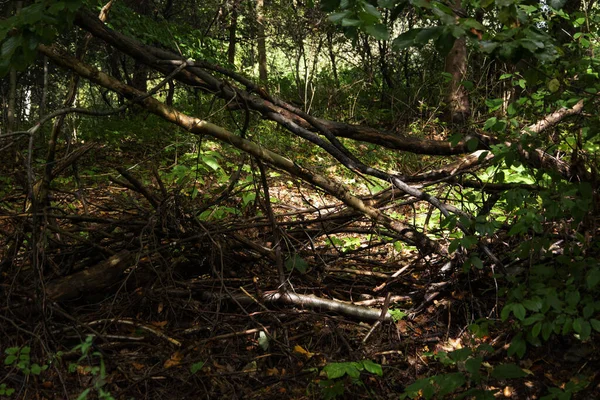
xmin=434 ymin=372 xmax=466 ymax=397
xmin=466 ymin=138 xmax=479 ymax=152
xmin=364 ymin=23 xmax=389 ymax=40
xmin=392 ymin=29 xmax=419 ymax=50
xmin=491 ymin=363 xmax=527 ymax=379
xmin=484 ymin=117 xmax=498 ymax=130
xmin=572 ymin=317 xmax=584 ymax=334
xmin=590 ymin=319 xmax=600 ymax=332
xmin=30 ymin=363 xmax=43 ymax=375
xmin=5 ymin=347 xmax=19 ymax=355
xmin=341 ymin=18 xmax=361 ymax=26
xmin=465 ymin=357 xmax=482 ymax=375
xmin=586 ymin=267 xmax=600 ymax=289
xmin=565 ymin=290 xmax=580 ymax=307
xmin=541 ymin=321 xmax=553 ymax=341
xmin=522 ymin=313 xmax=544 ymax=326
xmin=363 ymin=2 xmax=381 ymax=18
xmin=531 ymin=321 xmax=542 ymax=338
xmin=470 ymin=256 xmax=483 ymax=269
xmin=329 ymin=11 xmax=351 ymax=23
xmin=513 ymin=303 xmax=526 ymax=321
xmin=460 ymin=18 xmax=485 ymax=31
xmin=362 ymin=359 xmax=383 ymax=376
xmin=449 ymin=348 xmax=472 ymax=362
xmin=507 ymin=335 xmax=526 ymax=358
xmin=48 ymin=2 xmax=66 ymax=14
xmin=190 ymin=361 xmax=205 ymax=374
xmin=76 ymin=388 xmax=91 ymax=400
xmin=579 ymin=321 xmax=591 ymax=340
xmin=522 ymin=297 xmax=543 ymax=312
xmin=4 ymin=355 xmax=17 ymax=365
xmin=414 ymin=26 xmax=443 ymax=45
xmin=324 ymin=362 xmax=361 ymax=379
xmin=501 ymin=304 xmax=513 ymax=322
xmin=284 ymin=254 xmax=308 ymax=274
xmin=547 ymin=78 xmax=560 ymax=93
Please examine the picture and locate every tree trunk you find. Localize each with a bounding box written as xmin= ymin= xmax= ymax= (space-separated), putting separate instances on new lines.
xmin=443 ymin=1 xmax=470 ymax=124
xmin=40 ymin=56 xmax=48 ymax=118
xmin=227 ymin=0 xmax=238 ymax=65
xmin=327 ymin=31 xmax=339 ymax=88
xmin=256 ymin=0 xmax=268 ymax=84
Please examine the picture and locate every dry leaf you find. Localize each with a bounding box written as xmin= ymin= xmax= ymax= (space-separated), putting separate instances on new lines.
xmin=131 ymin=362 xmax=145 ymax=370
xmin=164 ymin=351 xmax=183 ymax=369
xmin=293 ymin=345 xmax=314 ymax=359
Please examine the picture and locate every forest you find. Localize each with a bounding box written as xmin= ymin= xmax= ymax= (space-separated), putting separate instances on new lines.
xmin=0 ymin=0 xmax=599 ymax=398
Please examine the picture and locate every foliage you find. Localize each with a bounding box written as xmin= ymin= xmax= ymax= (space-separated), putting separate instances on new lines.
xmin=0 ymin=0 xmax=82 ymax=76
xmin=69 ymin=335 xmax=114 ymax=400
xmin=317 ymin=359 xmax=383 ymax=399
xmin=400 ymin=344 xmax=527 ymax=399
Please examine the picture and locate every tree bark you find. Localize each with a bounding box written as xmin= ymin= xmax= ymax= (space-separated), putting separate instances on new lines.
xmin=444 ymin=35 xmax=470 ymax=123
xmin=443 ymin=0 xmax=470 ymax=123
xmin=256 ymin=0 xmax=268 ymax=84
xmin=227 ymin=0 xmax=238 ymax=65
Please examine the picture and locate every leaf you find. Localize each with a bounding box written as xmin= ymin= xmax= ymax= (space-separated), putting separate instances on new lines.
xmin=465 ymin=357 xmax=482 ymax=375
xmin=364 ymin=23 xmax=389 ymax=40
xmin=258 ymin=331 xmax=269 ymax=351
xmin=501 ymin=304 xmax=513 ymax=322
xmin=363 ymin=2 xmax=382 ymax=18
xmin=471 ymin=256 xmax=483 ymax=269
xmin=329 ymin=11 xmax=351 ymax=23
xmin=190 ymin=361 xmax=204 ymax=374
xmin=523 ymin=313 xmax=544 ymax=326
xmin=522 ymin=298 xmax=543 ymax=312
xmin=449 ymin=348 xmax=472 ymax=362
xmin=565 ymin=290 xmax=580 ymax=307
xmin=284 ymin=254 xmax=308 ymax=273
xmin=163 ymin=351 xmax=183 ymax=369
xmin=341 ymin=18 xmax=361 ymax=26
xmin=392 ymin=29 xmax=419 ymax=50
xmin=579 ymin=321 xmax=591 ymax=340
xmin=547 ymin=78 xmax=560 ymax=93
xmin=30 ymin=363 xmax=43 ymax=375
xmin=201 ymin=155 xmax=220 ymax=171
xmin=414 ymin=26 xmax=443 ymax=45
xmin=4 ymin=355 xmax=17 ymax=365
xmin=531 ymin=321 xmax=542 ymax=338
xmin=507 ymin=335 xmax=526 ymax=358
xmin=75 ymin=388 xmax=91 ymax=400
xmin=434 ymin=372 xmax=466 ymax=397
xmin=512 ymin=303 xmax=526 ymax=321
xmin=491 ymin=364 xmax=527 ymax=379
xmin=590 ymin=319 xmax=600 ymax=332
xmin=48 ymin=2 xmax=66 ymax=14
xmin=541 ymin=321 xmax=553 ymax=341
xmin=362 ymin=360 xmax=383 ymax=376
xmin=586 ymin=267 xmax=600 ymax=289
xmin=467 ymin=138 xmax=479 ymax=152
xmin=293 ymin=345 xmax=314 ymax=359
xmin=5 ymin=347 xmax=19 ymax=355
xmin=323 ymin=362 xmax=361 ymax=379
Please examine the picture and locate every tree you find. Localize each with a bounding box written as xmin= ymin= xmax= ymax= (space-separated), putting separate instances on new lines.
xmin=0 ymin=0 xmax=599 ymax=398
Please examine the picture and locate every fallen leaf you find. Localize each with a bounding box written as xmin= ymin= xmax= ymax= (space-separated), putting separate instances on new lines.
xmin=164 ymin=351 xmax=183 ymax=369
xmin=293 ymin=345 xmax=314 ymax=359
xmin=131 ymin=362 xmax=145 ymax=370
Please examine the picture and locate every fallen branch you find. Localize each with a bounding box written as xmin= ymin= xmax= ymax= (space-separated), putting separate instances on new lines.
xmin=202 ymin=290 xmax=392 ymax=322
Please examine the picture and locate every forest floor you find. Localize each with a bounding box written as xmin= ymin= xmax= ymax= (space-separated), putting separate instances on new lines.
xmin=1 ymin=143 xmax=599 ymax=399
